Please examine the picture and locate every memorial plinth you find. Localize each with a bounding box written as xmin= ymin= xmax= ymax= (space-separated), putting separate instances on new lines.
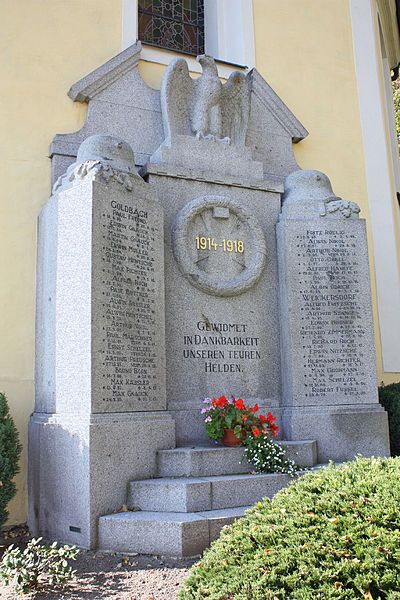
xmin=142 ymin=160 xmax=283 ymax=445
xmin=277 ymin=170 xmax=389 ymax=461
xmin=29 ymin=136 xmax=174 ymax=548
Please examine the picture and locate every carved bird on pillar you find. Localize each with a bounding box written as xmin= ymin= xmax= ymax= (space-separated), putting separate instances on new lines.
xmin=160 ymin=54 xmax=250 ymax=146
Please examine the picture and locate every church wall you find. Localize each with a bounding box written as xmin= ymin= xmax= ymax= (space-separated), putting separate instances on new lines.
xmin=0 ymin=0 xmax=122 ymax=526
xmin=252 ymin=0 xmax=400 ymax=385
xmin=1 ymin=0 xmax=399 ymax=527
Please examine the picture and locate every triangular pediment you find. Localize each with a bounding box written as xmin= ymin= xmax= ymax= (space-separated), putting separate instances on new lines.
xmin=50 ymin=43 xmax=308 ymax=184
xmin=68 ymin=41 xmax=142 ymax=102
xmin=248 ymin=69 xmax=308 ymax=143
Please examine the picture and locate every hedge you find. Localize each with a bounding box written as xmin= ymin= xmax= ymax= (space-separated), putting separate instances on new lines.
xmin=0 ymin=392 xmax=22 ymax=528
xmin=379 ymin=382 xmax=400 ymax=456
xmin=180 ymin=457 xmax=400 ymax=599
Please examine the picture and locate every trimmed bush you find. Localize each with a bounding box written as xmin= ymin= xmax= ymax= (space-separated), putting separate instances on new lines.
xmin=0 ymin=392 xmax=22 ymax=528
xmin=379 ymin=382 xmax=400 ymax=456
xmin=180 ymin=457 xmax=400 ymax=599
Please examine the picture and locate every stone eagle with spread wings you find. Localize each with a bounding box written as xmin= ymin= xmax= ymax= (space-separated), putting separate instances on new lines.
xmin=160 ymin=55 xmax=250 ymax=146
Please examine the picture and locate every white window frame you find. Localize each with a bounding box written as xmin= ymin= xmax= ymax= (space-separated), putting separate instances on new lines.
xmin=122 ymin=0 xmax=255 ymax=76
xmin=349 ymin=0 xmax=400 ymax=373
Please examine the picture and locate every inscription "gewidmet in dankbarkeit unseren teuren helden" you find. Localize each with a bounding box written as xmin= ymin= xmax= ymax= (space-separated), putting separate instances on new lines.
xmin=182 ymin=321 xmax=261 ymax=373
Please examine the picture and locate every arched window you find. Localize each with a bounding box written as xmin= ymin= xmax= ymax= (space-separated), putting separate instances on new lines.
xmin=138 ymin=0 xmax=205 ymax=56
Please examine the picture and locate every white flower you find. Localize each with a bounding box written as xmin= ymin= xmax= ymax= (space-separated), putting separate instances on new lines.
xmin=204 ymin=416 xmax=212 ymax=423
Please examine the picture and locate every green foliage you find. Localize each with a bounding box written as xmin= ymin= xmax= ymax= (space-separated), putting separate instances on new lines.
xmin=202 ymin=396 xmax=279 ymax=442
xmin=180 ymin=457 xmax=400 ymax=599
xmin=0 ymin=538 xmax=79 ymax=595
xmin=0 ymin=392 xmax=22 ymax=528
xmin=244 ymin=434 xmax=298 ymax=477
xmin=379 ymin=382 xmax=400 ymax=456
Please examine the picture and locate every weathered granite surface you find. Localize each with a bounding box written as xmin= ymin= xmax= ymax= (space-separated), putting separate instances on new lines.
xmin=50 ymin=43 xmax=308 ymax=186
xmin=32 ymin=46 xmax=391 ymax=557
xmin=150 ymin=134 xmax=264 ymax=179
xmin=156 ymin=441 xmax=317 ymax=478
xmin=30 ymin=136 xmax=175 ymax=548
xmin=36 ymin=135 xmax=166 ymax=414
xmin=28 ymin=412 xmax=174 ymax=549
xmin=277 ymin=170 xmax=390 ymax=461
xmin=145 ymin=166 xmax=283 ymax=445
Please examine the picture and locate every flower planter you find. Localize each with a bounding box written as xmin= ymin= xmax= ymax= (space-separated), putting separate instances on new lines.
xmin=221 ymin=428 xmax=243 ymax=447
xmin=203 ymin=395 xmax=279 ymax=448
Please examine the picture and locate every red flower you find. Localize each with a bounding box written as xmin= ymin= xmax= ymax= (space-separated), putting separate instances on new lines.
xmin=217 ymin=396 xmax=228 ymax=407
xmin=270 ymin=423 xmax=279 ymax=437
xmin=251 ymin=404 xmax=259 ymax=413
xmin=252 ymin=427 xmax=260 ymax=437
xmin=267 ymin=412 xmax=277 ymax=424
xmin=235 ymin=399 xmax=245 ymax=410
xmin=212 ymin=398 xmax=218 ymax=407
xmin=259 ymin=414 xmax=267 ymax=424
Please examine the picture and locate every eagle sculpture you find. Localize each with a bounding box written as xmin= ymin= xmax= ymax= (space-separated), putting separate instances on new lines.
xmin=160 ymin=55 xmax=250 ymax=146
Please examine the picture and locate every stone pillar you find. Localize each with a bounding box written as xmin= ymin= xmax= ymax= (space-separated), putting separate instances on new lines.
xmin=277 ymin=170 xmax=389 ymax=462
xmin=29 ymin=135 xmax=175 ymax=548
xmin=143 ymin=151 xmax=283 ymax=446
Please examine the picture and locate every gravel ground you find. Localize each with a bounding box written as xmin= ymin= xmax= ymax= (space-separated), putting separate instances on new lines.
xmin=0 ymin=527 xmax=197 ymax=600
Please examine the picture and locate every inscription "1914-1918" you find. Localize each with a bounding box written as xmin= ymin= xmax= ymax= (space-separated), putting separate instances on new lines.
xmin=195 ymin=236 xmax=245 ymax=253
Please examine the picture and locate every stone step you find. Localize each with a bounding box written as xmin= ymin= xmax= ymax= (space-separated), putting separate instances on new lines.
xmin=128 ymin=472 xmax=293 ymax=513
xmin=98 ymin=506 xmax=250 ymax=557
xmin=157 ymin=440 xmax=317 ymax=478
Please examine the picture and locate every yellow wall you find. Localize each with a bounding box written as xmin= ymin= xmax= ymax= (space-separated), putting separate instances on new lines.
xmin=252 ymin=0 xmax=400 ymax=386
xmin=0 ymin=0 xmax=122 ymax=525
xmin=373 ymin=2 xmax=400 ymax=384
xmin=2 ymin=0 xmax=399 ymax=526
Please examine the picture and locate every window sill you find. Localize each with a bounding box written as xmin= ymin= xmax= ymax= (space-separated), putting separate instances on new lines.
xmin=140 ymin=43 xmax=247 ymax=77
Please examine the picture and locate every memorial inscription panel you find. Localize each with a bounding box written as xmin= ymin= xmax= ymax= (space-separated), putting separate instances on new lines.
xmin=167 ymin=192 xmax=275 ymax=404
xmin=182 ymin=319 xmax=262 ymax=374
xmin=280 ymin=219 xmax=377 ymax=406
xmin=92 ymin=185 xmax=166 ymax=413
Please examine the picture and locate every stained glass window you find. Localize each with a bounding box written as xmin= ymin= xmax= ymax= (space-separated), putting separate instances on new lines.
xmin=138 ymin=0 xmax=205 ymax=56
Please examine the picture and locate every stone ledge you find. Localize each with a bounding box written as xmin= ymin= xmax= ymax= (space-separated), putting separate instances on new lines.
xmin=128 ymin=472 xmax=293 ymax=513
xmin=157 ymin=441 xmax=317 ymax=478
xmin=141 ymin=162 xmax=283 ymax=193
xmin=98 ymin=506 xmax=250 ymax=557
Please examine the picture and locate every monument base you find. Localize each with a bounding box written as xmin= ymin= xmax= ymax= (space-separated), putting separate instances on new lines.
xmin=282 ymin=404 xmax=390 ymax=463
xmin=97 ymin=442 xmax=318 ymax=557
xmin=28 ymin=412 xmax=175 ymax=549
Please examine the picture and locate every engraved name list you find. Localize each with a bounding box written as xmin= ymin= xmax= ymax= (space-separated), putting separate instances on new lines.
xmin=92 ymin=196 xmax=165 ymax=412
xmin=295 ymin=227 xmax=368 ymax=401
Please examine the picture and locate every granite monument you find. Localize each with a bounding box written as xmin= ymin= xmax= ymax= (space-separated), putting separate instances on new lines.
xmin=29 ymin=44 xmax=389 ymax=555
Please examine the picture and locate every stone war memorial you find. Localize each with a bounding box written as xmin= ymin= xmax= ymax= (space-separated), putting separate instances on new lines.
xmin=29 ymin=42 xmax=390 ymax=557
